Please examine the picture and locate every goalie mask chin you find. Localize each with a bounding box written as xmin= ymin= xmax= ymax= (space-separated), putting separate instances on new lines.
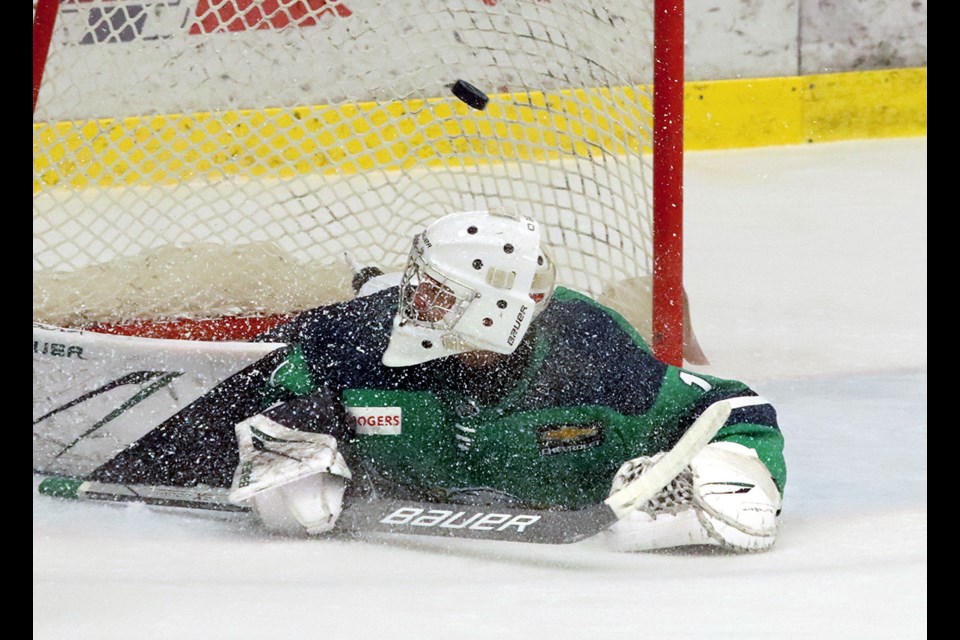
xmin=382 ymin=209 xmax=556 ymax=368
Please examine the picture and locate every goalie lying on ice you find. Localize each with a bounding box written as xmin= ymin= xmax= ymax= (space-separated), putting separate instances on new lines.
xmin=227 ymin=209 xmax=786 ymax=552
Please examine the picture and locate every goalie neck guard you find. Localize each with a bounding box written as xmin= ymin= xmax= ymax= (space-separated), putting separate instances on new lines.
xmin=382 ymin=209 xmax=556 ymax=367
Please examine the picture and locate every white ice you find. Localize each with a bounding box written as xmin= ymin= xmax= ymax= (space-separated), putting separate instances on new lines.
xmin=33 ymin=137 xmax=927 ymax=639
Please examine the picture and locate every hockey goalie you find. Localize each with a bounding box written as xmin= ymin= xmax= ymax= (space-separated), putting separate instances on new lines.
xmin=33 ymin=209 xmax=786 ymax=552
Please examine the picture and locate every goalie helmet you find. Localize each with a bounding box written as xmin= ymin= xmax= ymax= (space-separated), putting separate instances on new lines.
xmin=382 ymin=209 xmax=556 ymax=367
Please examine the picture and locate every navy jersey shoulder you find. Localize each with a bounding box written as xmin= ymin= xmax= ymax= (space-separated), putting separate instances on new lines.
xmin=258 ymin=287 xmax=436 ymax=391
xmin=522 ymin=287 xmax=667 ymax=414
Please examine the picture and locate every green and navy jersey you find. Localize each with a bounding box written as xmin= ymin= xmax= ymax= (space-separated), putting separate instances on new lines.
xmin=260 ymin=286 xmax=786 ymax=510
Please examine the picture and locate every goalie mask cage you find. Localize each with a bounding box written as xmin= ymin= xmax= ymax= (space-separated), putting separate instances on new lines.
xmin=32 ymin=0 xmax=686 ymax=365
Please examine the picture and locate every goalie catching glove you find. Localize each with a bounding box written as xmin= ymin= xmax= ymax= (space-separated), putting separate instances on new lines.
xmin=229 ymin=414 xmax=352 ymax=536
xmin=603 ymin=441 xmax=782 ymax=552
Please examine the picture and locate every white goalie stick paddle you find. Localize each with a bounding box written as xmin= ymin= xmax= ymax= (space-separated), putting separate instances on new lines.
xmin=38 ymin=400 xmax=733 ymax=545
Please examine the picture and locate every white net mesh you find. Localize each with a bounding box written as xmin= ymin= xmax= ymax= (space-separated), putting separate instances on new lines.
xmin=33 ymin=0 xmax=658 ymax=332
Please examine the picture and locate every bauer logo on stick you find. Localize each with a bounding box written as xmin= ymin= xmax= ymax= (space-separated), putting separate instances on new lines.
xmin=451 ymin=79 xmax=489 ymax=110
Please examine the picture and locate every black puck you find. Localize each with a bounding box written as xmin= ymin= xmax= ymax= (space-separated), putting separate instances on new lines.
xmin=451 ymin=79 xmax=489 ymax=110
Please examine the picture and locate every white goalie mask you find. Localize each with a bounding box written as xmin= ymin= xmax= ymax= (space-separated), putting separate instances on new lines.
xmin=382 ymin=209 xmax=556 ymax=367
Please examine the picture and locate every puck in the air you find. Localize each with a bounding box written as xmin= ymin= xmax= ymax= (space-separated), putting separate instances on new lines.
xmin=451 ymin=79 xmax=489 ymax=110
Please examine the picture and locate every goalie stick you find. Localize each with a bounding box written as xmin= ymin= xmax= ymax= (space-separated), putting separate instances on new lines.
xmin=37 ymin=399 xmax=733 ymax=544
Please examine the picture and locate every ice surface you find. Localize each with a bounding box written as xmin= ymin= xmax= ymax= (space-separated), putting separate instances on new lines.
xmin=33 ymin=137 xmax=927 ymax=639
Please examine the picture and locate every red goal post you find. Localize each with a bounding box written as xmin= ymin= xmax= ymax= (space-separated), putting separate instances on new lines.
xmin=33 ymin=0 xmax=694 ymax=366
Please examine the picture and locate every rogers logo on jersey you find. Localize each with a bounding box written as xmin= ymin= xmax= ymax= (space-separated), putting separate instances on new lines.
xmin=348 ymin=406 xmax=402 ymax=435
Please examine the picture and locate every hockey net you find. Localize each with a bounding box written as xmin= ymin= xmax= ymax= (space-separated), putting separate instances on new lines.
xmin=33 ymin=0 xmax=696 ymax=363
